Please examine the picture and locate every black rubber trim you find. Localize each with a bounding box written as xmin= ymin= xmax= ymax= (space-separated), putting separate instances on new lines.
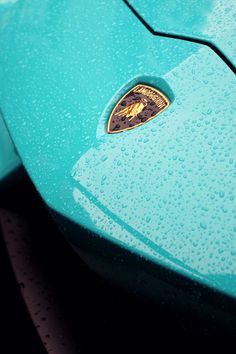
xmin=124 ymin=0 xmax=236 ymax=74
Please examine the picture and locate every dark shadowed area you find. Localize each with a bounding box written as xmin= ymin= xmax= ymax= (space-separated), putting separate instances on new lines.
xmin=0 ymin=173 xmax=235 ymax=353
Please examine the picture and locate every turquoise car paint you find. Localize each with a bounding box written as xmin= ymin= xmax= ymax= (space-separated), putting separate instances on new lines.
xmin=0 ymin=0 xmax=236 ymax=302
xmin=0 ymin=111 xmax=21 ymax=183
xmin=127 ymin=0 xmax=236 ymax=68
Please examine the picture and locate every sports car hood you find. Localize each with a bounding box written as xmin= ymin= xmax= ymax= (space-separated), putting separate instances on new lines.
xmin=0 ymin=0 xmax=236 ymax=299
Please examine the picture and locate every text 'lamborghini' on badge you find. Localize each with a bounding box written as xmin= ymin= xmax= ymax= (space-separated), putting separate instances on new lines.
xmin=107 ymin=84 xmax=170 ymax=134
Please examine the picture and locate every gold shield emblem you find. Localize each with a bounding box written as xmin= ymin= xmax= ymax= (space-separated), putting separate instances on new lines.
xmin=107 ymin=84 xmax=170 ymax=134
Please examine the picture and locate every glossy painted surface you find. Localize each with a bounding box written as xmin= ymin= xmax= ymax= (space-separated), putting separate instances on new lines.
xmin=0 ymin=111 xmax=21 ymax=183
xmin=0 ymin=1 xmax=236 ymax=299
xmin=128 ymin=0 xmax=236 ymax=68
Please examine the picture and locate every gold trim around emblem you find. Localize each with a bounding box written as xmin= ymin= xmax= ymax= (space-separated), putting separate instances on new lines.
xmin=107 ymin=84 xmax=170 ymax=134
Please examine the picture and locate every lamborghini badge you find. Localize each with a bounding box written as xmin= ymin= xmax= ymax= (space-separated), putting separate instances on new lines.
xmin=107 ymin=84 xmax=170 ymax=134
